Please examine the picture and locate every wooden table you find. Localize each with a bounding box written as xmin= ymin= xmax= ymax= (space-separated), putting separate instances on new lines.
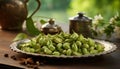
xmin=0 ymin=24 xmax=120 ymax=69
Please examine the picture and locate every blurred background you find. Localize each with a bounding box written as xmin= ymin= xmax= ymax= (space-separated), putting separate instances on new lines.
xmin=27 ymin=0 xmax=120 ymax=23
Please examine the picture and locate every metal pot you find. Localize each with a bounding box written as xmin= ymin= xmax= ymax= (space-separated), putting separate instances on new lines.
xmin=0 ymin=0 xmax=41 ymax=31
xmin=69 ymin=12 xmax=92 ymax=37
xmin=41 ymin=19 xmax=62 ymax=35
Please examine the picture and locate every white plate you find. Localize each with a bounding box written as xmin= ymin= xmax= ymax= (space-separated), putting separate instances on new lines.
xmin=10 ymin=39 xmax=117 ymax=58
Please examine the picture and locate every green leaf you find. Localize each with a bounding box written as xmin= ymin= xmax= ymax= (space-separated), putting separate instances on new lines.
xmin=40 ymin=19 xmax=47 ymax=24
xmin=97 ymin=20 xmax=107 ymax=28
xmin=26 ymin=17 xmax=41 ymax=36
xmin=115 ymin=21 xmax=120 ymax=27
xmin=13 ymin=33 xmax=28 ymax=41
xmin=104 ymin=24 xmax=115 ymax=36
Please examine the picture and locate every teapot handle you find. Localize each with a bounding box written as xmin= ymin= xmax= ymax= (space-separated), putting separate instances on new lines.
xmin=28 ymin=0 xmax=41 ymax=18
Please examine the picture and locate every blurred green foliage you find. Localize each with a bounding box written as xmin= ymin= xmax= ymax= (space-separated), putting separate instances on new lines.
xmin=27 ymin=0 xmax=71 ymax=11
xmin=68 ymin=0 xmax=120 ymax=20
xmin=27 ymin=0 xmax=120 ymax=22
xmin=27 ymin=0 xmax=71 ymax=23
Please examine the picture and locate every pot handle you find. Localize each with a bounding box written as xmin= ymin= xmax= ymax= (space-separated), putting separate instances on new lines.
xmin=28 ymin=0 xmax=41 ymax=18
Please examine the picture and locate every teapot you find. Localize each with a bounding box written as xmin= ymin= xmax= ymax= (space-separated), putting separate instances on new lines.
xmin=69 ymin=12 xmax=92 ymax=37
xmin=0 ymin=0 xmax=41 ymax=30
xmin=41 ymin=19 xmax=62 ymax=35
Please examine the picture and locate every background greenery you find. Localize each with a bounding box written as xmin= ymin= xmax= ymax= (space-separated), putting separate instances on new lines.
xmin=27 ymin=0 xmax=120 ymax=23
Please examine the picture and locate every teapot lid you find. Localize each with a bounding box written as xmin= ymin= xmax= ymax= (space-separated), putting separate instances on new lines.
xmin=69 ymin=12 xmax=92 ymax=23
xmin=48 ymin=18 xmax=55 ymax=25
xmin=42 ymin=18 xmax=55 ymax=28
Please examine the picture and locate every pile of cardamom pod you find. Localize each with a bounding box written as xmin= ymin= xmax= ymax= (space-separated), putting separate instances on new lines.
xmin=19 ymin=32 xmax=104 ymax=56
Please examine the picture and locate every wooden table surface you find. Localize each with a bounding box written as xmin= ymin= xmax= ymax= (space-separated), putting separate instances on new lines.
xmin=0 ymin=24 xmax=120 ymax=69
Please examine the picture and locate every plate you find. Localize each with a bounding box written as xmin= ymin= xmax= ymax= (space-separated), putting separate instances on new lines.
xmin=10 ymin=39 xmax=117 ymax=58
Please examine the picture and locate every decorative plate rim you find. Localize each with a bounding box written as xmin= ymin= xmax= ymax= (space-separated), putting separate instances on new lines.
xmin=10 ymin=39 xmax=117 ymax=58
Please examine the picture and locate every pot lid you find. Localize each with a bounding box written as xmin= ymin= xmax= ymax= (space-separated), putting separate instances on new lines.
xmin=69 ymin=12 xmax=92 ymax=23
xmin=42 ymin=19 xmax=56 ymax=28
